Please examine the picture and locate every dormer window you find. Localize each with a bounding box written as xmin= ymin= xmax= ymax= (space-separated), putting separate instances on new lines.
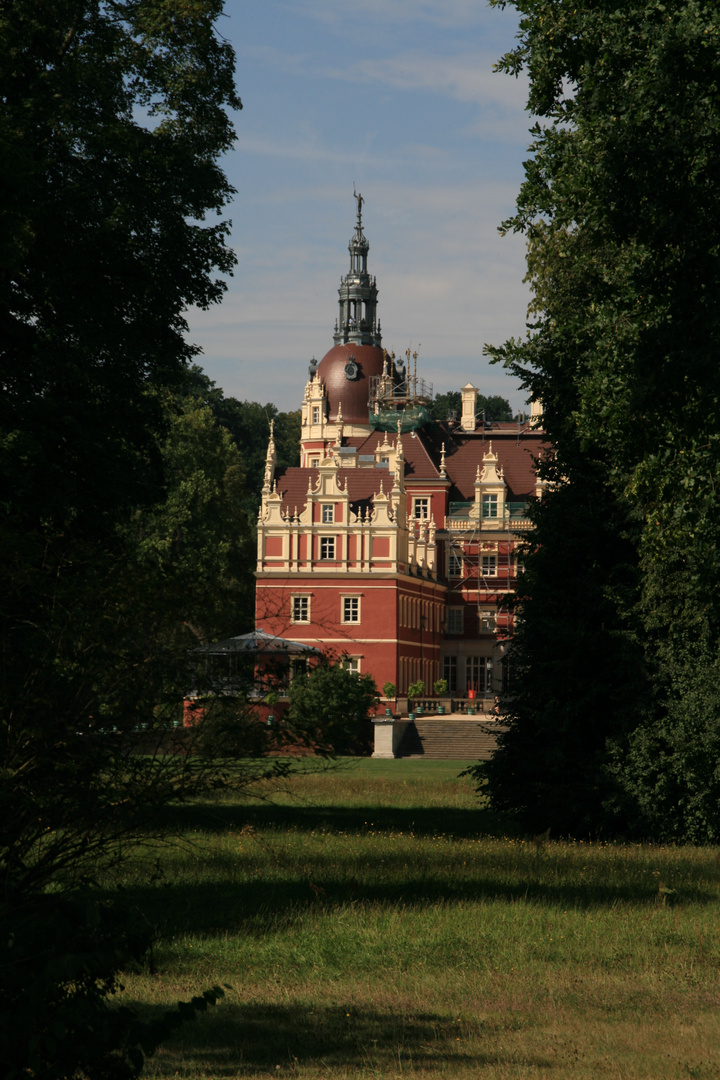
xmin=312 ymin=406 xmax=320 ymax=425
xmin=413 ymin=498 xmax=429 ymax=520
xmin=321 ymin=504 xmax=334 ymax=524
xmin=482 ymin=494 xmax=498 ymax=519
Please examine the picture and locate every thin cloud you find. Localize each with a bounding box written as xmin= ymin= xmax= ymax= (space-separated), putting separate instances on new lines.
xmin=292 ymin=0 xmax=505 ymax=31
xmin=326 ymin=52 xmax=527 ymax=110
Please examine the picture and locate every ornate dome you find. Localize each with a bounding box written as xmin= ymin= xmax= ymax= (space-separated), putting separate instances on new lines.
xmin=317 ymin=342 xmax=385 ymax=425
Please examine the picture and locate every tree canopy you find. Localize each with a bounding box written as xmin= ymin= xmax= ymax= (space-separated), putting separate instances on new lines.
xmin=1 ymin=0 xmax=241 ymax=533
xmin=481 ymin=0 xmax=720 ymax=840
xmin=183 ymin=365 xmax=301 ymax=516
xmin=0 ymin=3 xmax=264 ymax=1074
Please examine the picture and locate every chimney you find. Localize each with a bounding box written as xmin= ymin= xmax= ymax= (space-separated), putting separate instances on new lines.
xmin=460 ymin=383 xmax=479 ymax=432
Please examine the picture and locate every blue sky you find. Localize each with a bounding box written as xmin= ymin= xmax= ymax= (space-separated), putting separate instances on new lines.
xmin=187 ymin=0 xmax=533 ymax=414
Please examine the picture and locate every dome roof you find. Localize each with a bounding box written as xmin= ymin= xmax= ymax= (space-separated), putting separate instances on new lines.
xmin=317 ymin=343 xmax=385 ymax=425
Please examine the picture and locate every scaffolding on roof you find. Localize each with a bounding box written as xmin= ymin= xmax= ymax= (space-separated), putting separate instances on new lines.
xmin=368 ymin=347 xmax=434 ymax=432
xmin=368 ymin=402 xmax=432 ymax=432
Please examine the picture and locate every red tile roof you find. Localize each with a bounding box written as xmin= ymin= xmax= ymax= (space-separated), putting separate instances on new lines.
xmin=275 ymin=424 xmax=548 ymax=514
xmin=442 ymin=432 xmax=547 ymax=501
xmin=274 ymin=467 xmax=392 ymax=516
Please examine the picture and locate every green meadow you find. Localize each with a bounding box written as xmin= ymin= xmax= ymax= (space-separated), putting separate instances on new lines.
xmin=115 ymin=760 xmax=720 ymax=1079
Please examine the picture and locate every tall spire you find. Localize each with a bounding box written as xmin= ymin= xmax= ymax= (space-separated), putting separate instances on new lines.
xmin=333 ymin=191 xmax=381 ymax=347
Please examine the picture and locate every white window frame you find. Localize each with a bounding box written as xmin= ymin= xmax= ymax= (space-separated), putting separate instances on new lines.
xmin=341 ymin=596 xmax=360 ymax=624
xmin=448 ymin=550 xmax=462 ymax=577
xmin=291 ymin=595 xmax=310 ymax=623
xmin=481 ymin=554 xmax=497 ymax=577
xmin=321 ymin=503 xmax=334 ymax=524
xmin=479 ymin=609 xmax=496 ymax=633
xmin=312 ymin=406 xmax=320 ymax=424
xmin=320 ymin=536 xmax=335 ymax=561
xmin=482 ymin=493 xmax=498 ymax=519
xmin=310 ymin=458 xmax=320 ymax=468
xmin=343 ymin=656 xmax=361 ymax=675
xmin=413 ymin=497 xmax=429 ymax=520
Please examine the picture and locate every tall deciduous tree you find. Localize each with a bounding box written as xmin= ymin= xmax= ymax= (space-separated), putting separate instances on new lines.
xmin=482 ymin=1 xmax=720 ymax=838
xmin=0 ymin=3 xmax=262 ymax=1073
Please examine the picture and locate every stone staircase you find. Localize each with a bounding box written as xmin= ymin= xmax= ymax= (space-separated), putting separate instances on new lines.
xmin=396 ymin=718 xmax=504 ymax=760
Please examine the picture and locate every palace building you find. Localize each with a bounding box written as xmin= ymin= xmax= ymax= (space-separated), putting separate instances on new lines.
xmin=254 ymin=196 xmax=546 ymax=704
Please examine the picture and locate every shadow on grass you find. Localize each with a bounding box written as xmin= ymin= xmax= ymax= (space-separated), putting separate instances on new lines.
xmin=109 ymin=863 xmax=719 ymax=940
xmin=128 ymin=999 xmax=546 ymax=1077
xmin=115 ymin=802 xmax=720 ymax=931
xmin=154 ymin=800 xmax=516 ymax=841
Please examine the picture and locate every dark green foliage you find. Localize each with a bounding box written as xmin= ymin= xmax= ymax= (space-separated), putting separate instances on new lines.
xmin=477 ymin=456 xmax=647 ymax=836
xmin=124 ymin=391 xmax=256 ymax=640
xmin=182 ymin=365 xmax=301 ymax=516
xmin=287 ymin=661 xmax=379 ymax=756
xmin=431 ymin=391 xmax=513 ymax=424
xmin=484 ymin=1 xmax=720 ymax=839
xmin=0 ymin=0 xmax=240 ymax=535
xmin=608 ymin=645 xmax=720 ymax=844
xmin=1 ymin=893 xmax=225 ymax=1080
xmin=0 ymin=1 xmax=259 ymax=1072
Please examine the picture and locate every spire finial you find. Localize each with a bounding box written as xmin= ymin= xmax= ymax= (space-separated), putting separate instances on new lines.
xmin=353 ymin=185 xmax=364 ymax=226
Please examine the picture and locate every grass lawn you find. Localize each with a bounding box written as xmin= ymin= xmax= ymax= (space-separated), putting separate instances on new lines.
xmin=114 ymin=759 xmax=720 ymax=1078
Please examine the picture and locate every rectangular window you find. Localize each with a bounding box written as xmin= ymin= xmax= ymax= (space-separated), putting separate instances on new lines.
xmin=321 ymin=503 xmax=334 ymax=523
xmin=479 ymin=609 xmax=496 ymax=633
xmin=446 ymin=608 xmax=464 ymax=634
xmin=290 ymin=658 xmax=308 ymax=682
xmin=342 ymin=596 xmax=360 ymax=623
xmin=413 ymin=498 xmax=429 ymax=520
xmin=311 ymin=458 xmax=320 ymax=468
xmin=482 ymin=493 xmax=498 ymax=519
xmin=481 ymin=555 xmax=497 ymax=577
xmin=320 ymin=536 xmax=335 ymax=560
xmin=466 ymin=656 xmax=482 ymax=694
xmin=466 ymin=657 xmax=493 ymax=694
xmin=448 ymin=550 xmax=462 ymax=577
xmin=343 ymin=657 xmax=360 ymax=675
xmin=443 ymin=656 xmax=458 ymax=693
xmin=291 ymin=596 xmax=309 ymax=623
xmin=312 ymin=406 xmax=320 ymax=424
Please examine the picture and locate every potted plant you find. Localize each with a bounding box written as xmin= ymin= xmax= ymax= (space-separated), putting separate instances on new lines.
xmin=407 ymin=679 xmax=425 ymax=717
xmin=382 ymin=681 xmax=396 ymax=718
xmin=265 ymin=690 xmax=279 ymax=726
xmin=433 ymin=679 xmax=448 ymax=714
